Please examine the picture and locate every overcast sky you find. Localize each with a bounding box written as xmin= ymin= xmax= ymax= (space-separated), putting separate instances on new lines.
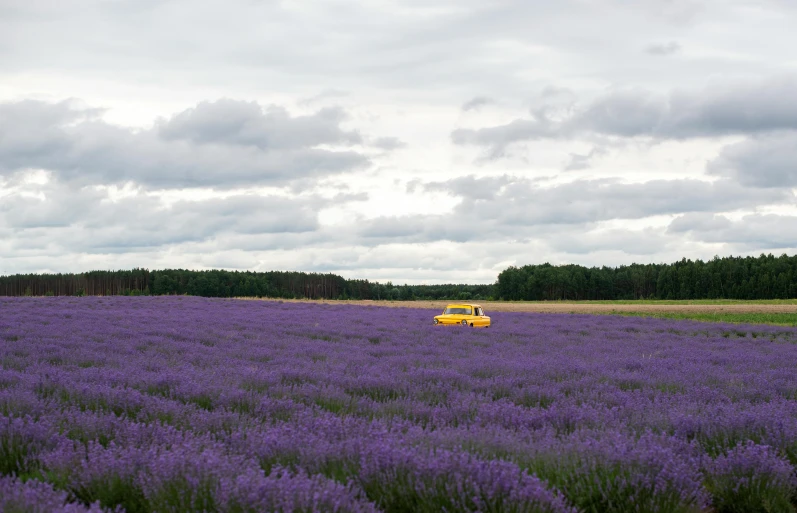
xmin=1 ymin=0 xmax=796 ymax=283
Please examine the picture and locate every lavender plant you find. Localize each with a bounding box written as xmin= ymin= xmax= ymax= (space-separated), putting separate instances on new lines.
xmin=1 ymin=296 xmax=797 ymax=512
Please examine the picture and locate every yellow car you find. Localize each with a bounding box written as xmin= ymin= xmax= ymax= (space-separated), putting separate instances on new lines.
xmin=433 ymin=303 xmax=491 ymax=328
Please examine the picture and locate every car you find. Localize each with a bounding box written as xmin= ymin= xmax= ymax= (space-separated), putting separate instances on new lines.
xmin=433 ymin=303 xmax=491 ymax=328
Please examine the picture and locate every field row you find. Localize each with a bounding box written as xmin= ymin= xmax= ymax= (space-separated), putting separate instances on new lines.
xmin=2 ymin=297 xmax=797 ymax=512
xmin=247 ymin=298 xmax=797 ymax=326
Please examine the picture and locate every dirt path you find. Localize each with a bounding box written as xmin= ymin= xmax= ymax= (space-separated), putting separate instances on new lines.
xmin=241 ymin=298 xmax=797 ymax=314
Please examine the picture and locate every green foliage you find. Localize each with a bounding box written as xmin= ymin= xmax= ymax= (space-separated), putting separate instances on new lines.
xmin=147 ymin=476 xmax=219 ymax=513
xmin=613 ymin=311 xmax=797 ymax=327
xmin=702 ymin=446 xmax=797 ymax=513
xmin=357 ymin=465 xmax=563 ymax=513
xmin=67 ymin=474 xmax=149 ymax=513
xmin=521 ymin=455 xmax=703 ymax=513
xmin=0 ymin=431 xmax=38 ymax=476
xmin=705 ymin=474 xmax=795 ymax=513
xmin=497 ymin=254 xmax=797 ymax=301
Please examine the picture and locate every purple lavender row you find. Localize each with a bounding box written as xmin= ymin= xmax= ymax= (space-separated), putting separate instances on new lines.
xmin=0 ymin=476 xmax=107 ymax=513
xmin=2 ymin=296 xmax=797 ymax=512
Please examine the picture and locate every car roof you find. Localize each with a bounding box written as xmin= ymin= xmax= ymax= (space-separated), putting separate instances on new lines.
xmin=444 ymin=303 xmax=482 ymax=308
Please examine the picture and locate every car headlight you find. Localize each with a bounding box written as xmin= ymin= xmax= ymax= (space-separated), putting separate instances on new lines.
xmin=434 ymin=319 xmax=439 ymax=324
xmin=461 ymin=320 xmax=468 ymax=326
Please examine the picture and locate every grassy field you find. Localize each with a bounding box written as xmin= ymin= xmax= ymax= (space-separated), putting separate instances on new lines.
xmin=244 ymin=297 xmax=797 ymax=327
xmin=605 ymin=310 xmax=797 ymax=326
xmin=536 ymin=299 xmax=797 ymax=305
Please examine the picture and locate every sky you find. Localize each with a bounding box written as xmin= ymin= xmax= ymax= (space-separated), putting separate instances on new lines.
xmin=1 ymin=0 xmax=796 ymax=284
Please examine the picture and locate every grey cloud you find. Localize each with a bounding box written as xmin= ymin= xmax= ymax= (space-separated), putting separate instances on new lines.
xmin=360 ymin=217 xmax=429 ymax=239
xmin=423 ymin=175 xmax=512 ymax=200
xmin=4 ymin=0 xmax=768 ymax=101
xmin=564 ymin=147 xmax=608 ymax=171
xmin=451 ymin=116 xmax=557 ymax=158
xmin=645 ymin=41 xmax=681 ymax=55
xmin=0 ymin=99 xmax=370 ymax=189
xmin=669 ymin=213 xmax=797 ymax=250
xmin=0 ymin=182 xmax=106 ymax=229
xmin=3 ymin=0 xmax=797 ymax=280
xmin=669 ymin=212 xmax=732 ymax=233
xmin=330 ymin=191 xmax=369 ymax=204
xmin=158 ymin=99 xmax=361 ymax=149
xmin=358 ymin=176 xmax=790 ymax=244
xmin=405 ymin=179 xmax=422 ymax=194
xmin=461 ymin=96 xmax=494 ymax=111
xmin=297 ymin=89 xmax=350 ymax=107
xmin=370 ymin=136 xmax=407 ymax=150
xmin=0 ymin=99 xmax=101 ymax=165
xmin=0 ymin=181 xmax=342 ymax=252
xmin=707 ymin=132 xmax=797 ymax=187
xmin=452 ymin=77 xmax=797 ymax=154
xmin=431 ymin=176 xmax=789 ymax=224
xmin=549 ymin=229 xmax=670 ymax=255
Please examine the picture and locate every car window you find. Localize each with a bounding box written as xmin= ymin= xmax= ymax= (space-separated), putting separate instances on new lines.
xmin=444 ymin=307 xmax=472 ymax=315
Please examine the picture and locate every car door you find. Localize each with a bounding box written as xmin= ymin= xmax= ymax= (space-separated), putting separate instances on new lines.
xmin=475 ymin=307 xmax=486 ymax=327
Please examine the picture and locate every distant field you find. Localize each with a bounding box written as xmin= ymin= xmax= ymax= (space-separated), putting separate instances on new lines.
xmin=611 ymin=311 xmax=797 ymax=326
xmin=245 ymin=298 xmax=797 ymax=326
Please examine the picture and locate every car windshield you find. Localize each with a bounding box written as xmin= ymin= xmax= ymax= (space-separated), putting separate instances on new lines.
xmin=444 ymin=307 xmax=472 ymax=315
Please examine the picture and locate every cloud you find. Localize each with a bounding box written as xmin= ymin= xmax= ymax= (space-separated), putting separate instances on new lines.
xmin=297 ymin=89 xmax=350 ymax=106
xmin=645 ymin=41 xmax=681 ymax=55
xmin=669 ymin=213 xmax=797 ymax=250
xmin=2 ymin=0 xmax=797 ymax=280
xmin=0 ymin=180 xmax=346 ymax=252
xmin=430 ymin=175 xmax=789 ymax=223
xmin=461 ymin=96 xmax=494 ymax=111
xmin=707 ymin=132 xmax=797 ymax=188
xmin=356 ymin=175 xmax=791 ymax=244
xmin=564 ymin=147 xmax=608 ymax=171
xmin=158 ymin=99 xmax=361 ymax=149
xmin=370 ymin=136 xmax=407 ymax=150
xmin=422 ymin=175 xmax=512 ymax=200
xmin=0 ymin=99 xmax=370 ymax=189
xmin=548 ymin=228 xmax=670 ymax=255
xmin=452 ymin=77 xmax=797 ymax=155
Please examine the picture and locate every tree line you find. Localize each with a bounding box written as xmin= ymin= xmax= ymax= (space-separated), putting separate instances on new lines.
xmin=0 ymin=268 xmax=492 ymax=300
xmin=496 ymin=254 xmax=797 ymax=300
xmin=2 ymin=253 xmax=796 ymax=300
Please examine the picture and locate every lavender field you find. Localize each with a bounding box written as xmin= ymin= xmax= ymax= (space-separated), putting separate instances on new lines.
xmin=2 ymin=297 xmax=797 ymax=513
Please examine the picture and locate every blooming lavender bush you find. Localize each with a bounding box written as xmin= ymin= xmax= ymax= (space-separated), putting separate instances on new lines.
xmin=0 ymin=475 xmax=107 ymax=512
xmin=705 ymin=441 xmax=797 ymax=513
xmin=1 ymin=296 xmax=797 ymax=512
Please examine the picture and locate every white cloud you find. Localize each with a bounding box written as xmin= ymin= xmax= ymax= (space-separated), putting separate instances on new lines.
xmin=1 ymin=0 xmax=797 ymax=281
xmin=0 ymin=99 xmax=370 ymax=188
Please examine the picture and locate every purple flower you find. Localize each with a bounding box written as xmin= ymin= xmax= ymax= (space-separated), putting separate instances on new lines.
xmin=705 ymin=441 xmax=797 ymax=512
xmin=1 ymin=296 xmax=796 ymax=511
xmin=0 ymin=476 xmax=107 ymax=512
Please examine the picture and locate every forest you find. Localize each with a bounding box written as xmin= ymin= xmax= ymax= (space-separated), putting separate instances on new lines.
xmin=0 ymin=268 xmax=492 ymax=301
xmin=496 ymin=253 xmax=797 ymax=300
xmin=1 ymin=253 xmax=795 ymax=300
